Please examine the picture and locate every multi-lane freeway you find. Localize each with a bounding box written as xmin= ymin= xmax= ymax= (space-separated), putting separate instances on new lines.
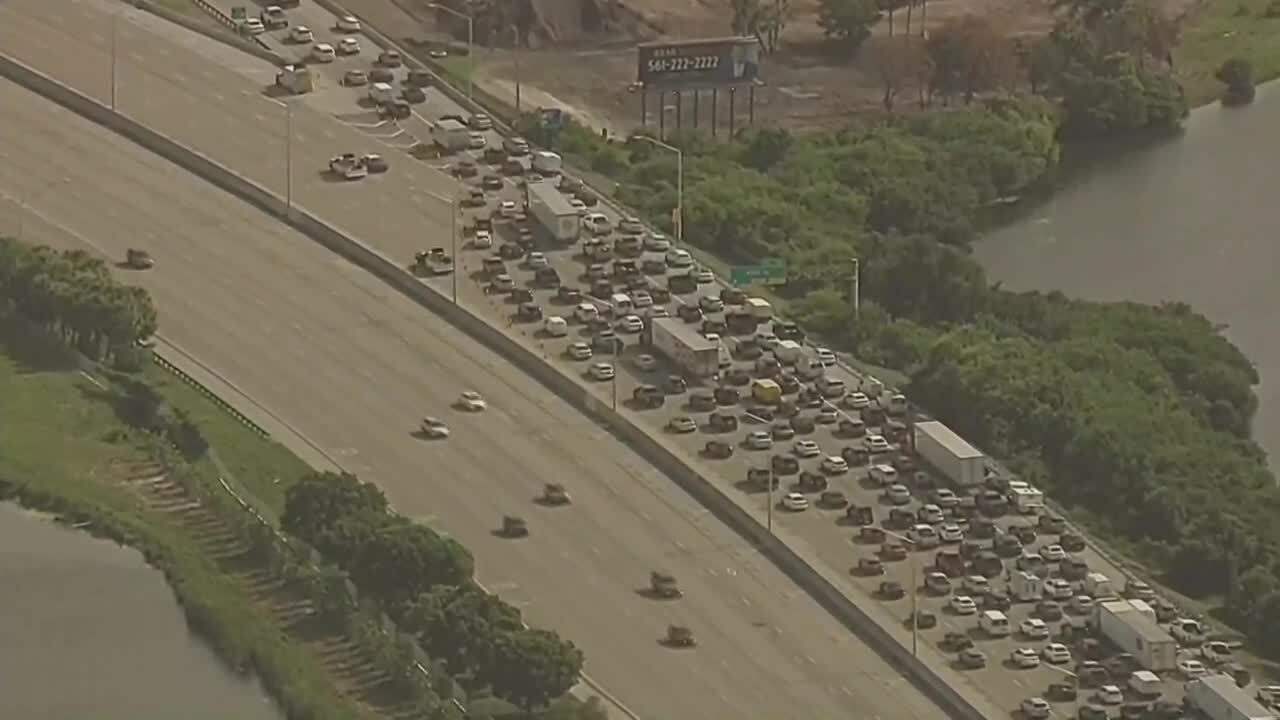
xmin=0 ymin=44 xmax=948 ymax=720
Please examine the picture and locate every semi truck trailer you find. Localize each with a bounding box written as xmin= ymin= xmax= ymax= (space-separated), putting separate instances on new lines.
xmin=913 ymin=420 xmax=985 ymax=488
xmin=1095 ymin=600 xmax=1176 ymax=671
xmin=649 ymin=318 xmax=718 ymax=378
xmin=526 ymin=181 xmax=579 ymax=243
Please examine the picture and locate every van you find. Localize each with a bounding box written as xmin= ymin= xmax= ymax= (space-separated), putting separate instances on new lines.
xmin=979 ymin=610 xmax=1010 ymax=637
xmin=817 ymin=376 xmax=847 ymax=399
xmin=368 ymin=82 xmax=395 ymax=105
xmin=1128 ymin=671 xmax=1161 ymax=698
xmin=1083 ymin=572 xmax=1114 ymax=598
xmin=751 ymin=379 xmax=782 ymax=405
xmin=886 ymin=392 xmax=908 ymax=415
xmin=609 ymin=293 xmax=633 ymax=314
xmin=773 ymin=340 xmax=803 ymax=364
xmin=532 ymin=151 xmax=562 ymax=175
xmin=504 ymin=136 xmax=530 ymax=155
xmin=1009 ymin=570 xmax=1041 ymax=602
xmin=544 ymin=316 xmax=568 ymax=337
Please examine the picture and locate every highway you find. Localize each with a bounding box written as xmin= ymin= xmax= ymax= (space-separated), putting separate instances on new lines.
xmin=0 ymin=61 xmax=949 ymax=720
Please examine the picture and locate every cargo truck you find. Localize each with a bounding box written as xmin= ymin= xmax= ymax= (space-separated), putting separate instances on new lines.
xmin=526 ymin=181 xmax=579 ymax=243
xmin=649 ymin=318 xmax=718 ymax=378
xmin=745 ymin=297 xmax=773 ymax=320
xmin=914 ymin=421 xmax=985 ymax=488
xmin=1010 ymin=486 xmax=1045 ymax=513
xmin=431 ymin=119 xmax=470 ymax=151
xmin=1186 ymin=674 xmax=1277 ymax=720
xmin=1095 ymin=600 xmax=1176 ymax=671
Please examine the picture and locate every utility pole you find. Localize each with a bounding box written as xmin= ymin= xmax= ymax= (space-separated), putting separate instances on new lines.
xmin=851 ymin=257 xmax=861 ymax=317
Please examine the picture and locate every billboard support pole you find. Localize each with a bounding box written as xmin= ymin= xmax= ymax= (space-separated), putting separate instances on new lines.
xmin=729 ymin=87 xmax=736 ymax=136
xmin=749 ymin=85 xmax=756 ymax=125
xmin=658 ymin=91 xmax=666 ymax=140
xmin=711 ymin=88 xmax=718 ymax=137
xmin=675 ymin=91 xmax=682 ymax=131
xmin=640 ymin=87 xmax=647 ymax=128
xmin=692 ymin=90 xmax=699 ymax=128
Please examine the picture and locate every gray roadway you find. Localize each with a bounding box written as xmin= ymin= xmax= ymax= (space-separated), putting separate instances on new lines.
xmin=0 ymin=56 xmax=944 ymax=720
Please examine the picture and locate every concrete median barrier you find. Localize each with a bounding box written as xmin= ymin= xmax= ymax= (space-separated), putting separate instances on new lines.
xmin=0 ymin=51 xmax=990 ymax=720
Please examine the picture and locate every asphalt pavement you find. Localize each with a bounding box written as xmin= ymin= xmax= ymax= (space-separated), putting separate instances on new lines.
xmin=0 ymin=69 xmax=952 ymax=720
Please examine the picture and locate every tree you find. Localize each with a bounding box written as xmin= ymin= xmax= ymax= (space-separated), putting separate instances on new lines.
xmin=407 ymin=584 xmax=523 ymax=676
xmin=1216 ymin=57 xmax=1256 ymax=105
xmin=281 ymin=471 xmax=389 ymax=542
xmin=350 ymin=525 xmax=474 ymax=608
xmin=485 ymin=629 xmax=584 ymax=713
xmin=731 ymin=0 xmax=790 ymax=52
xmin=876 ymin=0 xmax=907 ymax=36
xmin=926 ymin=14 xmax=1019 ymax=103
xmin=816 ymin=0 xmax=880 ymax=52
xmin=872 ymin=37 xmax=931 ymax=111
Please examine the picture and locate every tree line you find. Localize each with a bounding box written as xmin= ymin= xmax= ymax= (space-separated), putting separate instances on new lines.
xmin=518 ymin=90 xmax=1280 ymax=657
xmin=0 ymin=238 xmax=157 ymax=364
xmin=281 ymin=472 xmax=587 ymax=714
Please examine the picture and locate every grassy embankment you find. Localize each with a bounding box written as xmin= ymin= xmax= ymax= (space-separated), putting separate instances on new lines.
xmin=0 ymin=314 xmax=403 ymax=720
xmin=1178 ymin=0 xmax=1280 ymax=106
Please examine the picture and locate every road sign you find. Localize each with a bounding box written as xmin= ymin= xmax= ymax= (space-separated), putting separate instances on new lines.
xmin=540 ymin=107 xmax=565 ymax=130
xmin=729 ymin=260 xmax=786 ymax=287
xmin=230 ymin=6 xmax=247 ymax=20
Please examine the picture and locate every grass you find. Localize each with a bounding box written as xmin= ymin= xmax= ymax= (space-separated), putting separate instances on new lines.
xmin=1177 ymin=0 xmax=1280 ymax=106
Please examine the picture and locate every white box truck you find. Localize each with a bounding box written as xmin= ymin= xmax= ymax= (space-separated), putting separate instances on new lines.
xmin=1010 ymin=486 xmax=1045 ymax=513
xmin=1096 ymin=600 xmax=1176 ymax=671
xmin=431 ymin=119 xmax=470 ymax=151
xmin=914 ymin=421 xmax=985 ymax=488
xmin=532 ymin=150 xmax=562 ymax=175
xmin=526 ymin=181 xmax=579 ymax=243
xmin=1187 ymin=674 xmax=1277 ymax=720
xmin=746 ymin=297 xmax=773 ymax=320
xmin=650 ymin=318 xmax=718 ymax=378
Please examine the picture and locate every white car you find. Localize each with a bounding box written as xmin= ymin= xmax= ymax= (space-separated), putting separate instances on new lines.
xmin=933 ymin=488 xmax=960 ymax=508
xmin=574 ymin=303 xmax=599 ymax=323
xmin=499 ymin=200 xmax=518 ymax=218
xmin=240 ymin=17 xmax=266 ymax=35
xmin=668 ymin=416 xmax=697 ymax=434
xmin=646 ymin=306 xmax=669 ymax=319
xmin=781 ymin=492 xmax=809 ymax=511
xmin=845 ymin=391 xmax=871 ymax=409
xmin=619 ymin=216 xmax=645 ymax=234
xmin=570 ymin=198 xmax=588 ymax=215
xmin=632 ymin=290 xmax=653 ymax=308
xmin=634 ymin=353 xmax=657 ymax=370
xmin=746 ymin=431 xmax=773 ymax=450
xmin=1096 ymin=685 xmax=1124 ymax=705
xmin=885 ymin=483 xmax=911 ymax=505
xmin=617 ymin=314 xmax=644 ymax=333
xmin=1010 ymin=648 xmax=1041 ymax=669
xmin=589 ymin=362 xmax=615 ymax=381
xmin=491 ymin=274 xmax=516 ymax=292
xmin=342 ymin=69 xmax=368 ymax=86
xmin=950 ymin=595 xmax=977 ymax=615
xmin=583 ymin=213 xmax=611 ymax=234
xmin=526 ymin=252 xmax=548 ymax=269
xmin=918 ymin=503 xmax=944 ymax=524
xmin=755 ymin=331 xmax=779 ymax=349
xmin=939 ymin=523 xmax=965 ymax=543
xmin=338 ymin=37 xmax=361 ymax=54
xmin=1020 ymin=698 xmax=1051 ymax=720
xmin=311 ymin=43 xmax=336 ymax=63
xmin=290 ymin=25 xmax=314 ymax=43
xmin=693 ymin=266 xmax=714 ymax=284
xmin=793 ymin=440 xmax=821 ymax=458
xmin=962 ymin=575 xmax=989 ymax=595
xmin=908 ymin=523 xmax=939 ymax=548
xmin=1043 ymin=578 xmax=1074 ymax=600
xmin=567 ymin=342 xmax=592 ymax=360
xmin=544 ymin=316 xmax=569 ymax=337
xmin=336 ymin=14 xmax=362 ymax=32
xmin=646 ymin=233 xmax=671 ymax=251
xmin=468 ymin=132 xmax=486 ymax=150
xmin=1041 ymin=643 xmax=1071 ymax=664
xmin=470 ymin=113 xmax=493 ymax=130
xmin=1019 ymin=618 xmax=1050 ymax=640
xmin=820 ymin=455 xmax=848 ymax=474
xmin=865 ymin=434 xmax=890 ymax=453
xmin=473 ymin=229 xmax=493 ymax=248
xmin=457 ymin=391 xmax=487 ymax=411
xmin=699 ymin=295 xmax=724 ymax=313
xmin=1070 ymin=595 xmax=1095 ymax=615
xmin=665 ymin=249 xmax=693 ymax=268
xmin=1039 ymin=544 xmax=1066 ymax=562
xmin=420 ymin=416 xmax=449 ymax=438
xmin=815 ymin=348 xmax=837 ymax=366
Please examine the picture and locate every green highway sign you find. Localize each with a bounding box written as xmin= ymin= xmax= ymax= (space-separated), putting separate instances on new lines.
xmin=729 ymin=260 xmax=786 ymax=287
xmin=231 ymin=6 xmax=247 ymax=19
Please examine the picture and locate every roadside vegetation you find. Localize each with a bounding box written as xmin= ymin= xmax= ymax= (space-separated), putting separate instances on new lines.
xmin=0 ymin=237 xmax=600 ymax=720
xmin=512 ymin=0 xmax=1280 ymax=662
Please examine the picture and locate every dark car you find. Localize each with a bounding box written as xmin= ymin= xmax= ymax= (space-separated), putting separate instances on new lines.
xmin=689 ymin=391 xmax=716 ymax=412
xmin=557 ymin=286 xmax=583 ymax=304
xmin=512 ymin=288 xmax=534 ymax=304
xmin=770 ymin=454 xmax=799 ymax=475
xmin=774 ymin=321 xmax=804 ymax=342
xmin=642 ymin=259 xmax=667 ymax=275
xmin=499 ymin=242 xmax=524 ymax=260
xmin=704 ymin=440 xmax=734 ymax=459
xmin=723 ymin=368 xmax=752 ymax=386
xmin=771 ymin=422 xmax=796 ymax=440
xmin=713 ymin=387 xmax=740 ymax=405
xmin=669 ymin=273 xmax=697 ymax=295
xmin=401 ymin=86 xmax=426 ymax=104
xmin=369 ymin=67 xmax=394 ymax=84
xmin=789 ymin=415 xmax=816 ymax=434
xmin=534 ymin=268 xmax=561 ymax=287
xmin=677 ymin=304 xmax=703 ymax=323
xmin=708 ymin=412 xmax=739 ymax=432
xmin=664 ymin=375 xmax=688 ymax=394
xmin=516 ymin=303 xmax=543 ymax=321
xmin=482 ymin=174 xmax=504 ymax=190
xmin=777 ymin=374 xmax=801 ymax=394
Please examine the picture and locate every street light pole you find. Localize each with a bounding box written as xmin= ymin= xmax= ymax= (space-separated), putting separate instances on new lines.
xmin=270 ymin=99 xmax=294 ymax=213
xmin=429 ymin=4 xmax=473 ymax=101
xmin=110 ymin=12 xmax=119 ymax=111
xmin=426 ymin=191 xmax=459 ymax=302
xmin=631 ymin=136 xmax=683 ymax=243
xmin=766 ymin=470 xmax=773 ymax=533
xmin=851 ymin=257 xmax=861 ymax=317
xmin=611 ymin=373 xmax=618 ymax=411
xmin=512 ymin=25 xmax=522 ymax=112
xmin=884 ymin=529 xmax=919 ymax=656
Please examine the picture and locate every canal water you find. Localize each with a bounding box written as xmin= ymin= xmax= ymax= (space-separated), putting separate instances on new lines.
xmin=0 ymin=503 xmax=282 ymax=720
xmin=976 ymin=83 xmax=1280 ymax=466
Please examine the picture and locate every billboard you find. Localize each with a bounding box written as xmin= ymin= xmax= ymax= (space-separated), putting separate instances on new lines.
xmin=637 ymin=36 xmax=761 ymax=89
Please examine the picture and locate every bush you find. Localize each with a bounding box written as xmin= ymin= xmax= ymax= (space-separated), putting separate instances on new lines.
xmin=1216 ymin=57 xmax=1257 ymax=105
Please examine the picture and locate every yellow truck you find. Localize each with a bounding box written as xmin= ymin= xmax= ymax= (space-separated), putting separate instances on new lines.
xmin=751 ymin=378 xmax=782 ymax=405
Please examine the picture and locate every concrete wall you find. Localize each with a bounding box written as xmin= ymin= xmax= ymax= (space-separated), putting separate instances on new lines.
xmin=0 ymin=51 xmax=990 ymax=720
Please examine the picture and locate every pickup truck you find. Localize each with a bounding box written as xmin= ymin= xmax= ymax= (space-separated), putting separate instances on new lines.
xmin=412 ymin=248 xmax=454 ymax=276
xmin=328 ymin=154 xmax=368 ymax=180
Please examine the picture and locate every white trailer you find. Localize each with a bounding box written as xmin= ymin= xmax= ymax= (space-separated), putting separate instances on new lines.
xmin=745 ymin=297 xmax=773 ymax=320
xmin=1010 ymin=486 xmax=1045 ymax=513
xmin=431 ymin=119 xmax=470 ymax=151
xmin=526 ymin=181 xmax=579 ymax=243
xmin=532 ymin=150 xmax=562 ymax=175
xmin=1187 ymin=674 xmax=1277 ymax=720
xmin=650 ymin=318 xmax=718 ymax=378
xmin=913 ymin=421 xmax=985 ymax=488
xmin=1095 ymin=600 xmax=1176 ymax=671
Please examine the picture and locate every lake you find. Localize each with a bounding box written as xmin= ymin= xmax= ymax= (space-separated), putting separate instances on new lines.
xmin=976 ymin=83 xmax=1280 ymax=466
xmin=0 ymin=503 xmax=282 ymax=720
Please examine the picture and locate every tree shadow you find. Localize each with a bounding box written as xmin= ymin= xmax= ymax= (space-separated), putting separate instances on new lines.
xmin=0 ymin=316 xmax=81 ymax=374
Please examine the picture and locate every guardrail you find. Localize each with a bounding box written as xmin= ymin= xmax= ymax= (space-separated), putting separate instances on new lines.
xmin=151 ymin=350 xmax=271 ymax=439
xmin=127 ymin=0 xmax=286 ymax=65
xmin=184 ymin=0 xmax=274 ymax=53
xmin=0 ymin=51 xmax=993 ymax=720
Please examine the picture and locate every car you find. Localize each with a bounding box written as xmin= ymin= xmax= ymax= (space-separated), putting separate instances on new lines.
xmin=457 ymin=391 xmax=487 ymax=411
xmin=699 ymin=295 xmax=724 ymax=313
xmin=525 ymin=252 xmax=549 ymax=270
xmin=793 ymin=440 xmax=820 ymax=458
xmin=1070 ymin=595 xmax=1096 ymax=615
xmin=781 ymin=492 xmax=809 ymax=511
xmin=589 ymin=362 xmax=615 ymax=381
xmin=693 ymin=266 xmax=714 ymax=283
xmin=1010 ymin=648 xmax=1041 ymax=669
xmin=1202 ymin=640 xmax=1233 ymax=664
xmin=471 ymin=229 xmax=493 ymax=249
xmin=125 ymin=248 xmax=155 ymax=269
xmin=962 ymin=575 xmax=990 ymax=594
xmin=1125 ymin=580 xmax=1156 ymax=601
xmin=1257 ymin=685 xmax=1280 ymax=708
xmin=329 ymin=153 xmax=369 ymax=180
xmin=420 ymin=416 xmax=449 ymax=438
xmin=865 ymin=434 xmax=891 ymax=453
xmin=362 ymin=154 xmax=389 ymax=173
xmin=958 ymin=649 xmax=987 ymax=669
xmin=950 ymin=595 xmax=978 ymax=615
xmin=240 ymin=17 xmax=266 ymax=34
xmin=1042 ymin=643 xmax=1071 ymax=664
xmin=336 ymin=14 xmax=362 ymax=32
xmin=569 ymin=198 xmax=588 ymax=214
xmin=1020 ymin=618 xmax=1050 ymax=639
xmin=490 ymin=273 xmax=516 ymax=292
xmin=290 ymin=25 xmax=314 ymax=43
xmin=342 ymin=69 xmax=369 ymax=87
xmin=617 ymin=314 xmax=644 ymax=333
xmin=567 ymin=342 xmax=592 ymax=360
xmin=746 ymin=431 xmax=773 ymax=450
xmin=499 ymin=200 xmax=519 ymax=218
xmin=1040 ymin=544 xmax=1067 ymax=562
xmin=402 ymin=86 xmax=426 ymax=103
xmin=1178 ymin=659 xmax=1207 ymax=678
xmin=815 ymin=406 xmax=838 ymax=424
xmin=338 ymin=37 xmax=361 ymax=54
xmin=470 ymin=113 xmax=493 ymax=130
xmin=939 ymin=524 xmax=965 ymax=543
xmin=378 ymin=50 xmax=403 ymax=67
xmin=482 ymin=174 xmax=505 ymax=191
xmin=468 ymin=132 xmax=487 ymax=149
xmin=845 ymin=391 xmax=871 ymax=409
xmin=668 ymin=416 xmax=697 ymax=434
xmin=918 ymin=503 xmax=944 ymax=524
xmin=1043 ymin=578 xmax=1074 ymax=600
xmin=369 ymin=67 xmax=394 ymax=83
xmin=1096 ymin=685 xmax=1124 ymax=705
xmin=583 ymin=213 xmax=611 ymax=234
xmin=619 ymin=216 xmax=645 ymax=234
xmin=627 ymin=352 xmax=656 ymax=371
xmin=1021 ymin=698 xmax=1051 ymax=719
xmin=820 ymin=455 xmax=848 ymax=474
xmin=646 ymin=233 xmax=672 ymax=251
xmin=631 ymin=290 xmax=653 ymax=308
xmin=931 ymin=488 xmax=960 ymax=508
xmin=666 ymin=249 xmax=694 ymax=268
xmin=885 ymin=484 xmax=911 ymax=505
